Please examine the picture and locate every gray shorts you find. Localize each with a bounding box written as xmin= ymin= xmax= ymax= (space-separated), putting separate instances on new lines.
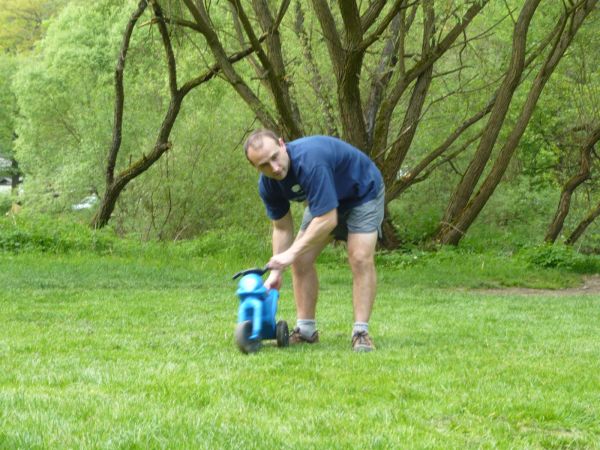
xmin=300 ymin=187 xmax=385 ymax=241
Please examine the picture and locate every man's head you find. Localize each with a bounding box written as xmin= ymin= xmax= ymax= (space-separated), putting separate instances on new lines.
xmin=244 ymin=129 xmax=290 ymax=181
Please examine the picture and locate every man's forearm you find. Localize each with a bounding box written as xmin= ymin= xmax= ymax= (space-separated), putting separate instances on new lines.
xmin=288 ymin=209 xmax=337 ymax=258
xmin=267 ymin=208 xmax=336 ymax=271
xmin=272 ymin=211 xmax=294 ymax=255
xmin=273 ymin=224 xmax=293 ymax=254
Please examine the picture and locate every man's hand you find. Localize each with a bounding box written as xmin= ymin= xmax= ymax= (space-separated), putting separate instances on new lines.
xmin=264 ymin=269 xmax=283 ymax=291
xmin=268 ymin=250 xmax=296 ymax=271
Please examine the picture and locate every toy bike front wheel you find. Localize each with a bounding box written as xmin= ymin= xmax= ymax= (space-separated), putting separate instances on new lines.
xmin=276 ymin=320 xmax=289 ymax=347
xmin=235 ymin=320 xmax=261 ymax=354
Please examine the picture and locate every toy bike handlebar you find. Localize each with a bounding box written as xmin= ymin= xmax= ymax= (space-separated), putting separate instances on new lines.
xmin=232 ymin=265 xmax=270 ymax=280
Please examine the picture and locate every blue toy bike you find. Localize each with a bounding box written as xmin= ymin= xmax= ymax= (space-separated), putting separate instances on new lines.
xmin=232 ymin=266 xmax=289 ymax=354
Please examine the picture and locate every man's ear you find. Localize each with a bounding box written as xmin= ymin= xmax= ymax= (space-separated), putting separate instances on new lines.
xmin=278 ymin=137 xmax=285 ymax=147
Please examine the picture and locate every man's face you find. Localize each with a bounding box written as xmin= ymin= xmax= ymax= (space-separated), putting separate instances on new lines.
xmin=247 ymin=137 xmax=290 ymax=181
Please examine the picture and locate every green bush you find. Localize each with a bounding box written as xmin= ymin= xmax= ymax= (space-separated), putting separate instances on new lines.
xmin=0 ymin=195 xmax=12 ymax=215
xmin=518 ymin=243 xmax=600 ymax=272
xmin=0 ymin=214 xmax=116 ymax=254
xmin=173 ymin=228 xmax=271 ymax=261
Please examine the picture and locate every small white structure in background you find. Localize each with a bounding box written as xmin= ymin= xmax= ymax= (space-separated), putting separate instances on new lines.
xmin=72 ymin=194 xmax=99 ymax=211
xmin=0 ymin=177 xmax=12 ymax=195
xmin=0 ymin=156 xmax=20 ymax=195
xmin=0 ymin=156 xmax=11 ymax=171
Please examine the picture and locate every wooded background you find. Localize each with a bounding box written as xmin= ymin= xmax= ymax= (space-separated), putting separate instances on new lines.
xmin=1 ymin=0 xmax=599 ymax=251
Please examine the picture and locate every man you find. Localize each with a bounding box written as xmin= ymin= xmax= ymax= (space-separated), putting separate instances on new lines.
xmin=244 ymin=129 xmax=384 ymax=352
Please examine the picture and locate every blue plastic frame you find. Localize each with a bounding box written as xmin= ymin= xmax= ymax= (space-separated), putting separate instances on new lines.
xmin=236 ymin=273 xmax=279 ymax=341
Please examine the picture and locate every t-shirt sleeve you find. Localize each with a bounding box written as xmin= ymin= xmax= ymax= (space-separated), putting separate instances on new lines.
xmin=303 ymin=166 xmax=338 ymax=217
xmin=259 ymin=180 xmax=290 ymax=220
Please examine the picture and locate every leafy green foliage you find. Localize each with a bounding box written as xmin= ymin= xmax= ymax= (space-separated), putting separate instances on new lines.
xmin=0 ymin=214 xmax=116 ymax=253
xmin=519 ymin=243 xmax=600 ymax=273
xmin=4 ymin=0 xmax=600 ymax=250
xmin=0 ymin=196 xmax=13 ymax=215
xmin=0 ymin=56 xmax=17 ymax=166
xmin=11 ymin=0 xmax=137 ymax=211
xmin=11 ymin=0 xmax=264 ymax=237
xmin=0 ymin=0 xmax=66 ymax=53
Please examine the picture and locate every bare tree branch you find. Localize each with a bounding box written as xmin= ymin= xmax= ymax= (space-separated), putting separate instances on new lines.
xmin=158 ymin=16 xmax=203 ymax=32
xmin=364 ymin=12 xmax=401 ymax=146
xmin=360 ymin=0 xmax=387 ymax=31
xmin=380 ymin=0 xmax=435 ymax=180
xmin=181 ymin=0 xmax=280 ymax=132
xmin=371 ymin=1 xmax=488 ymax=155
xmin=361 ymin=0 xmax=407 ymax=50
xmin=438 ymin=0 xmax=543 ymax=238
xmin=566 ymin=199 xmax=600 ymax=245
xmin=413 ymin=130 xmax=485 ymax=185
xmin=311 ymin=0 xmax=344 ymax=73
xmin=228 ymin=0 xmax=301 ymax=137
xmin=293 ymin=1 xmax=338 ymax=135
xmin=179 ymin=34 xmax=269 ymax=96
xmin=106 ymin=0 xmax=148 ymax=187
xmin=150 ymin=1 xmax=178 ymax=95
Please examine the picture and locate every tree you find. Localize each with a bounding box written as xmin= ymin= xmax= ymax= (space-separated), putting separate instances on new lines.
xmin=0 ymin=0 xmax=63 ymax=54
xmin=93 ymin=0 xmax=493 ymax=246
xmin=12 ymin=0 xmax=135 ymax=212
xmin=545 ymin=124 xmax=600 ymax=243
xmin=0 ymin=57 xmax=19 ymax=191
xmin=12 ymin=0 xmax=599 ymax=248
xmin=90 ymin=0 xmax=287 ymax=228
xmin=565 ymin=201 xmax=600 ymax=245
xmin=1 ymin=0 xmax=66 ymax=195
xmin=436 ymin=0 xmax=598 ymax=245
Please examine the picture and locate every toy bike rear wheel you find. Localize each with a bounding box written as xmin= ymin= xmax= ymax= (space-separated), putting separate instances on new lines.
xmin=276 ymin=320 xmax=289 ymax=347
xmin=235 ymin=320 xmax=261 ymax=354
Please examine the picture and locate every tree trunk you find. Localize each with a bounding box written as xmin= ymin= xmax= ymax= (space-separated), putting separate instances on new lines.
xmin=293 ymin=1 xmax=338 ymax=136
xmin=92 ymin=92 xmax=182 ymax=229
xmin=545 ymin=191 xmax=577 ymax=244
xmin=437 ymin=0 xmax=542 ymax=242
xmin=565 ymin=202 xmax=600 ymax=245
xmin=437 ymin=0 xmax=596 ymax=245
xmin=545 ymin=124 xmax=600 ymax=243
xmin=380 ymin=203 xmax=401 ymax=249
xmin=92 ymin=182 xmax=125 ymax=229
xmin=92 ymin=0 xmax=275 ymax=229
xmin=10 ymin=158 xmax=20 ymax=193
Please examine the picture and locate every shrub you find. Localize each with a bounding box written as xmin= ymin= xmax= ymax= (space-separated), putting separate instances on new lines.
xmin=518 ymin=244 xmax=600 ymax=273
xmin=0 ymin=214 xmax=116 ymax=254
xmin=0 ymin=196 xmax=12 ymax=215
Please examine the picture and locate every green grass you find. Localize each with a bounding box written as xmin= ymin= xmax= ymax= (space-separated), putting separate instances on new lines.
xmin=1 ymin=249 xmax=599 ymax=449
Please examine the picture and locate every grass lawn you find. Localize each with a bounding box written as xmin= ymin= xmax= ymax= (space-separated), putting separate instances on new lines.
xmin=1 ymin=250 xmax=599 ymax=449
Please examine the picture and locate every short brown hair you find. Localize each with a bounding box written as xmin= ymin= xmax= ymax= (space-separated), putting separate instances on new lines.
xmin=243 ymin=129 xmax=279 ymax=159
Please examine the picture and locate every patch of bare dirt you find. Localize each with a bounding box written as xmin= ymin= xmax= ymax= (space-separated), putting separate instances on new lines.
xmin=476 ymin=275 xmax=600 ymax=296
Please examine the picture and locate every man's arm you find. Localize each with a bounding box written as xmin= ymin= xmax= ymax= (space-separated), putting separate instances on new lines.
xmin=272 ymin=210 xmax=294 ymax=254
xmin=268 ymin=208 xmax=337 ymax=270
xmin=264 ymin=210 xmax=294 ymax=290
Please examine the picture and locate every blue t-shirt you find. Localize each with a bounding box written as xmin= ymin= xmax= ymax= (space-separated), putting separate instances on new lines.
xmin=258 ymin=136 xmax=383 ymax=220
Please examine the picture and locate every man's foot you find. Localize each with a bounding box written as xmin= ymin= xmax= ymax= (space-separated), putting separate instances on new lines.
xmin=289 ymin=327 xmax=319 ymax=345
xmin=352 ymin=331 xmax=374 ymax=352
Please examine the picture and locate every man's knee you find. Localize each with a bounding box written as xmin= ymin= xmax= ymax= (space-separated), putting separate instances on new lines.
xmin=349 ymin=251 xmax=374 ymax=272
xmin=292 ymin=251 xmax=318 ymax=276
xmin=347 ymin=233 xmax=377 ymax=274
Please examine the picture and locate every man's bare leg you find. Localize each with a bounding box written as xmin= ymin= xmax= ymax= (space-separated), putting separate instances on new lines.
xmin=348 ymin=232 xmax=378 ymax=322
xmin=291 ymin=230 xmax=332 ymax=320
